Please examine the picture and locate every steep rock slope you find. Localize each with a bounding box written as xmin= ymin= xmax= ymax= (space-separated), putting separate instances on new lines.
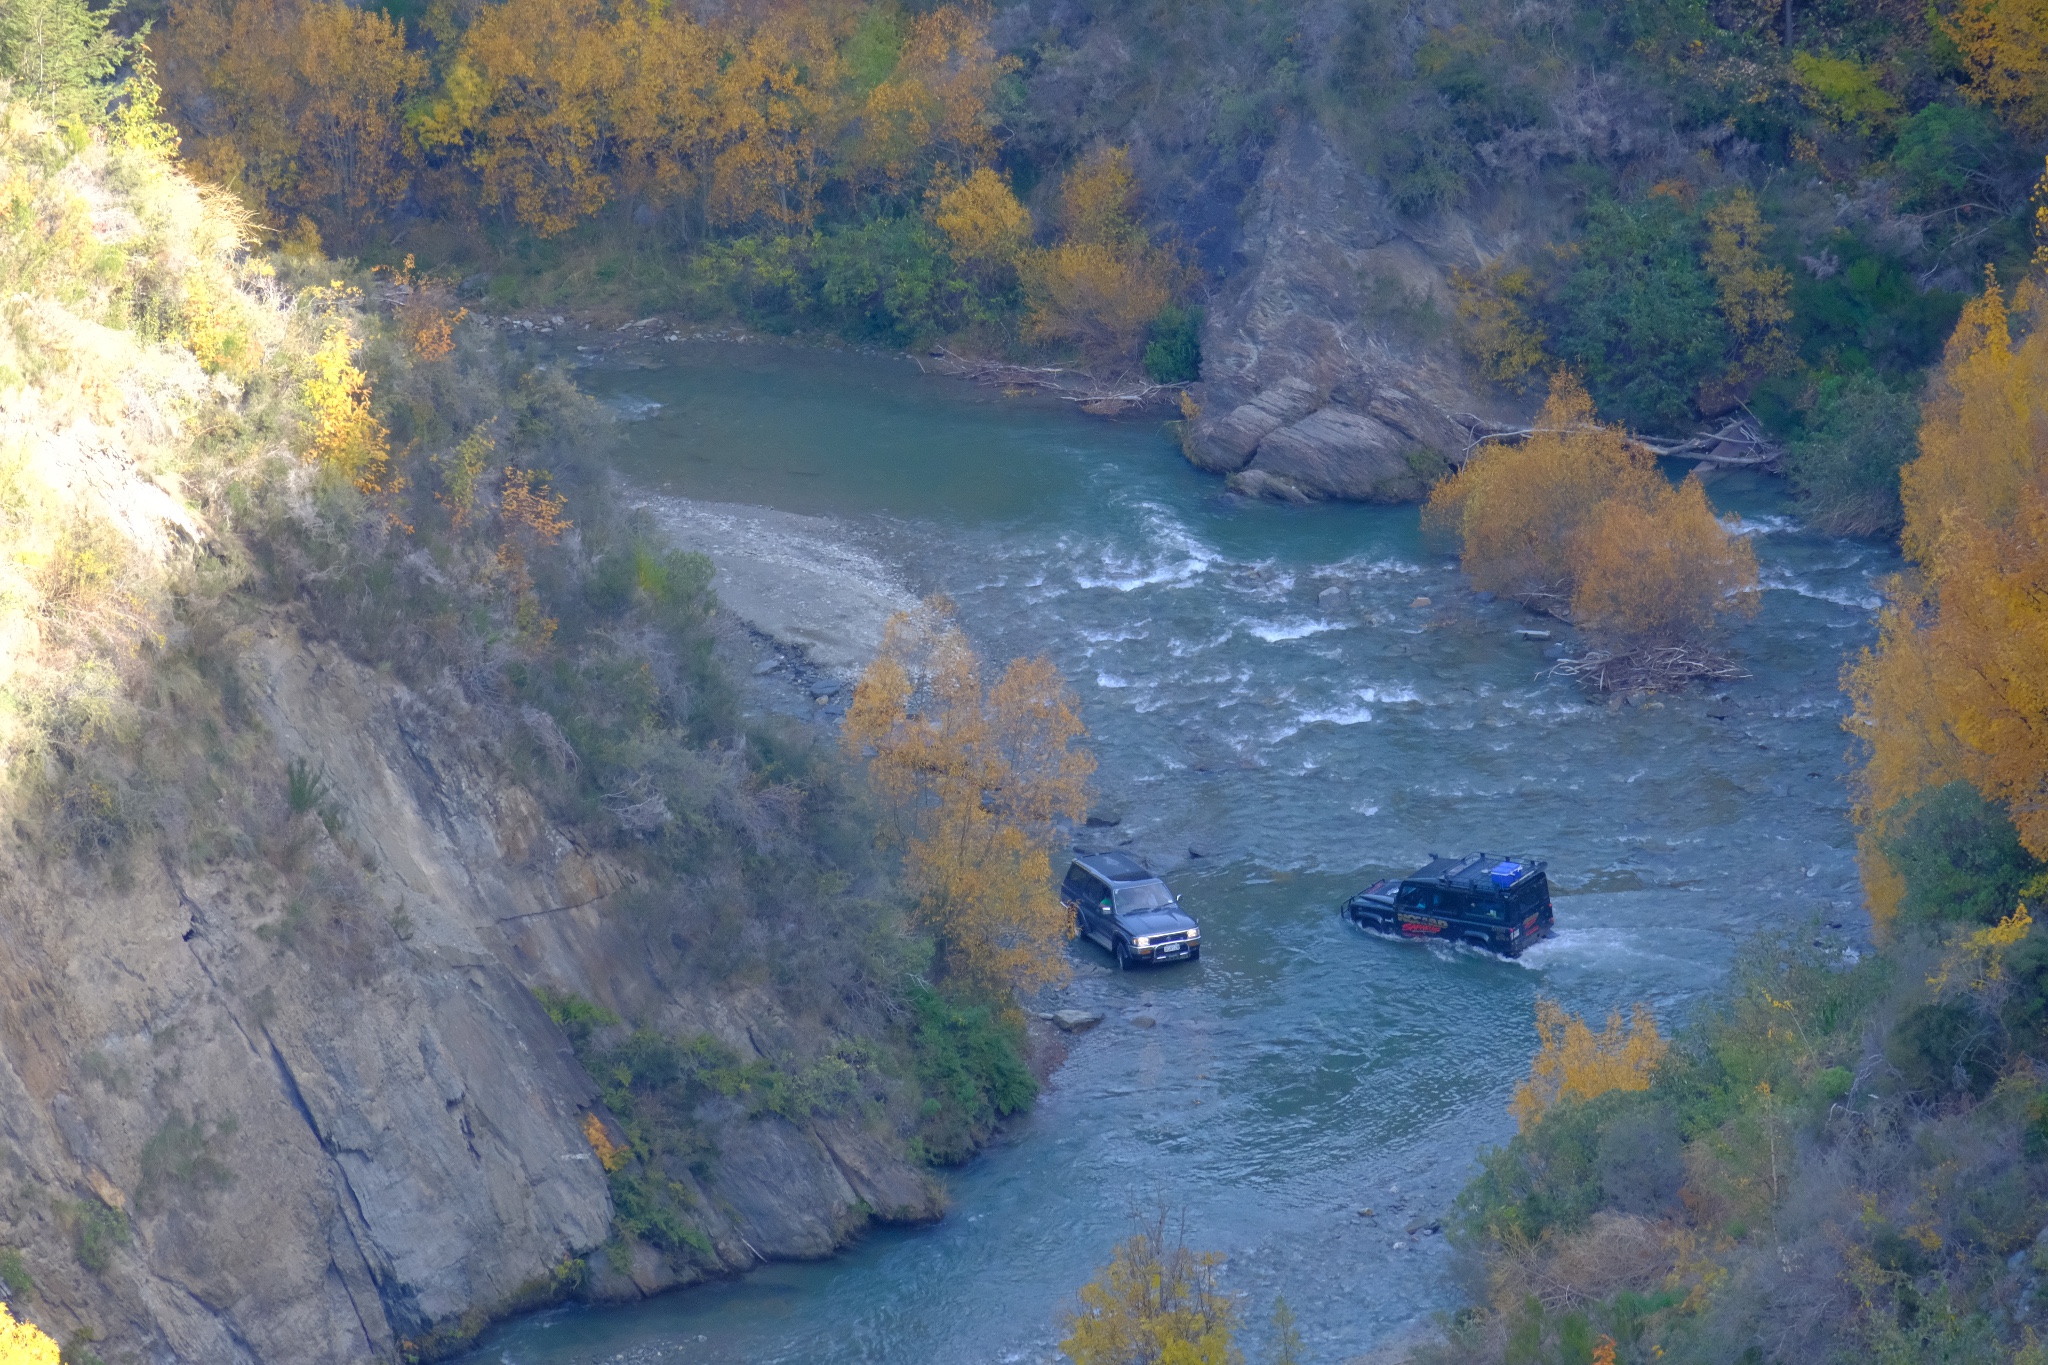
xmin=0 ymin=621 xmax=940 ymax=1362
xmin=1183 ymin=123 xmax=1516 ymax=502
xmin=0 ymin=100 xmax=946 ymax=1363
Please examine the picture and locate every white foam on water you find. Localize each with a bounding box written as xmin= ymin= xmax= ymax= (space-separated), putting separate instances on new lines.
xmin=605 ymin=394 xmax=663 ymax=420
xmin=1354 ymin=802 xmax=1380 ymax=816
xmin=1759 ymin=568 xmax=1882 ymax=611
xmin=1358 ymin=684 xmax=1421 ymax=705
xmin=1727 ymin=513 xmax=1802 ymax=536
xmin=1246 ymin=617 xmax=1347 ymax=643
xmin=1297 ymin=704 xmax=1375 ymax=727
xmin=1096 ymin=673 xmax=1133 ymax=689
xmin=1082 ymin=623 xmax=1151 ymax=643
xmin=1169 ymin=630 xmax=1235 ymax=657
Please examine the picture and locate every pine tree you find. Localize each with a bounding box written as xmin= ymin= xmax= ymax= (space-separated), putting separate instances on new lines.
xmin=0 ymin=0 xmax=134 ymax=124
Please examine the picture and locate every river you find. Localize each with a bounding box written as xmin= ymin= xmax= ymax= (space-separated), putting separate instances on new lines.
xmin=463 ymin=340 xmax=1891 ymax=1365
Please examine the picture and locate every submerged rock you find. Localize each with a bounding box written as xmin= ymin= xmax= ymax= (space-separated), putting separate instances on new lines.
xmin=1051 ymin=1010 xmax=1106 ymax=1033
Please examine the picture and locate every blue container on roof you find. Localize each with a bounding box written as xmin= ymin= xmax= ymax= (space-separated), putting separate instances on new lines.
xmin=1489 ymin=860 xmax=1524 ymax=889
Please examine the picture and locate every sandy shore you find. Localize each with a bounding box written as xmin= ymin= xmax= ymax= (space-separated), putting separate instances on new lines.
xmin=634 ymin=495 xmax=918 ymax=676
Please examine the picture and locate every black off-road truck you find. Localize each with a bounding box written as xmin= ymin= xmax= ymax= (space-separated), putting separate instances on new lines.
xmin=1344 ymin=853 xmax=1553 ymax=957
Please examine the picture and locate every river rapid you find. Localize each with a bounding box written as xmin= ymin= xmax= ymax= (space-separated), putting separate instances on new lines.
xmin=464 ymin=341 xmax=1892 ymax=1365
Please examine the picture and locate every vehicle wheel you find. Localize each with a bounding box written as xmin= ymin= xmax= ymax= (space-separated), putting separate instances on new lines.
xmin=1115 ymin=939 xmax=1133 ymax=971
xmin=1188 ymin=945 xmax=1201 ymax=962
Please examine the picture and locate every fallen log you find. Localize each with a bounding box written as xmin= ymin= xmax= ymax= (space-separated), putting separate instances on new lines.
xmin=1465 ymin=414 xmax=1782 ymax=471
xmin=919 ymin=348 xmax=1185 ymax=414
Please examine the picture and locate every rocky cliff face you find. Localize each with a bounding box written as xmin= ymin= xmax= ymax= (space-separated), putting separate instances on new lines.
xmin=0 ymin=621 xmax=938 ymax=1363
xmin=1184 ymin=123 xmax=1524 ymax=502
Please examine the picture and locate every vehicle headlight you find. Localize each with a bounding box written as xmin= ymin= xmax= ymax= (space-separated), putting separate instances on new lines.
xmin=1133 ymin=937 xmax=1152 ymax=948
xmin=1187 ymin=928 xmax=1200 ymax=939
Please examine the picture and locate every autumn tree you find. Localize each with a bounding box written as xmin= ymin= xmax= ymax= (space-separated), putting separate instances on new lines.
xmin=843 ymin=598 xmax=1093 ymax=996
xmin=1022 ymin=148 xmax=1188 ymax=372
xmin=424 ymin=0 xmax=626 ymax=237
xmin=156 ymin=0 xmax=425 ymax=245
xmin=934 ymin=166 xmax=1030 ymax=272
xmin=1947 ymin=0 xmax=2048 ymax=135
xmin=1569 ymin=476 xmax=1759 ymax=647
xmin=1698 ymin=189 xmax=1792 ymax=410
xmin=702 ymin=9 xmax=839 ymax=230
xmin=1450 ymin=259 xmax=1549 ymax=391
xmin=1429 ymin=374 xmax=1756 ymax=657
xmin=301 ymin=317 xmax=389 ymax=492
xmin=0 ymin=1303 xmax=59 ymax=1365
xmin=1847 ymin=272 xmax=2048 ymax=923
xmin=851 ymin=4 xmax=1007 ymax=203
xmin=1061 ymin=1210 xmax=1240 ymax=1365
xmin=1509 ymin=999 xmax=1667 ymax=1132
xmin=1425 ymin=375 xmax=1663 ymax=609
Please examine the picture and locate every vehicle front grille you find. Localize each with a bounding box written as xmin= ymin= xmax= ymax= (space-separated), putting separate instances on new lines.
xmin=1150 ymin=931 xmax=1191 ymax=945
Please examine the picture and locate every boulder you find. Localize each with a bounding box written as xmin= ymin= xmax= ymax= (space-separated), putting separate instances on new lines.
xmin=1051 ymin=1009 xmax=1105 ymax=1033
xmin=1245 ymin=406 xmax=1427 ymax=503
xmin=1181 ymin=377 xmax=1320 ymax=473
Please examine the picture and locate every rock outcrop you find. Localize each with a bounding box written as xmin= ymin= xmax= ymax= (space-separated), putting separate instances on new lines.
xmin=1184 ymin=122 xmax=1523 ymax=502
xmin=0 ymin=624 xmax=940 ymax=1363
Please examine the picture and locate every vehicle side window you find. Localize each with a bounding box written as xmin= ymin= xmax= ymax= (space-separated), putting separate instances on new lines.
xmin=1397 ymin=885 xmax=1424 ymax=911
xmin=1061 ymin=865 xmax=1091 ymax=902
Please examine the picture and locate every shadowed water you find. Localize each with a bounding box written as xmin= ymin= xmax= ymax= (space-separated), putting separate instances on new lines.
xmin=462 ymin=342 xmax=1891 ymax=1365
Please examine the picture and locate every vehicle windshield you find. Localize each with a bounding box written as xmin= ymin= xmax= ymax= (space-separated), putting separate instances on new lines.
xmin=1114 ymin=882 xmax=1176 ymax=913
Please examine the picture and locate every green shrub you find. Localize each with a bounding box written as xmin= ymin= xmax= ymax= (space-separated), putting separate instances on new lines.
xmin=1877 ymin=781 xmax=2042 ymax=926
xmin=1548 ymin=196 xmax=1729 ymax=431
xmin=138 ymin=1111 xmax=237 ymax=1209
xmin=1142 ymin=304 xmax=1203 ymax=384
xmin=534 ymin=986 xmax=619 ymax=1048
xmin=1886 ymin=1000 xmax=2004 ymax=1101
xmin=907 ymin=984 xmax=1035 ymax=1165
xmin=1782 ymin=372 xmax=1919 ymax=536
xmin=1891 ymin=104 xmax=2012 ymax=213
xmin=67 ymin=1200 xmax=127 ymax=1273
xmin=0 ymin=1246 xmax=31 ymax=1300
xmin=1783 ymin=231 xmax=1962 ymax=376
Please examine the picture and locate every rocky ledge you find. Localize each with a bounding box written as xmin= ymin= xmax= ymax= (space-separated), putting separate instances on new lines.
xmin=1183 ymin=122 xmax=1522 ymax=503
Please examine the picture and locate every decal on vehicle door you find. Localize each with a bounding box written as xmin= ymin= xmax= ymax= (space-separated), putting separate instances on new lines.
xmin=1399 ymin=915 xmax=1447 ymax=936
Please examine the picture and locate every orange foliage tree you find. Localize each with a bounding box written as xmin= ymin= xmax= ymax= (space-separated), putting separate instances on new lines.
xmin=301 ymin=318 xmax=389 ymax=492
xmin=155 ymin=0 xmax=425 ymax=245
xmin=1021 ymin=148 xmax=1187 ymax=371
xmin=843 ymin=598 xmax=1093 ymax=996
xmin=851 ymin=5 xmax=1008 ymax=202
xmin=1428 ymin=375 xmax=1758 ymax=652
xmin=933 ymin=166 xmax=1031 ymax=281
xmin=1060 ymin=1211 xmax=1239 ymax=1365
xmin=0 ymin=1303 xmax=60 ymax=1365
xmin=1570 ymin=477 xmax=1760 ymax=646
xmin=1947 ymin=0 xmax=2048 ymax=135
xmin=1509 ymin=998 xmax=1668 ymax=1132
xmin=1847 ymin=272 xmax=2048 ymax=919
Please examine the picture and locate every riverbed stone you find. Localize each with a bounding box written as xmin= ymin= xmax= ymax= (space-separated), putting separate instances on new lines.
xmin=1051 ymin=1010 xmax=1105 ymax=1033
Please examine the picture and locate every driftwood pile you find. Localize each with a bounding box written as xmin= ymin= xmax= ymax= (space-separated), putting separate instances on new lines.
xmin=1547 ymin=646 xmax=1751 ymax=693
xmin=920 ymin=349 xmax=1184 ymax=414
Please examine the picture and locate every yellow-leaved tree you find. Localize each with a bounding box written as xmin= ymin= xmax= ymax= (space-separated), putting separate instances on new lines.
xmin=1569 ymin=476 xmax=1760 ymax=646
xmin=1061 ymin=1211 xmax=1240 ymax=1365
xmin=1509 ymin=999 xmax=1668 ymax=1132
xmin=301 ymin=315 xmax=389 ymax=492
xmin=843 ymin=598 xmax=1092 ymax=996
xmin=1699 ymin=189 xmax=1793 ymax=410
xmin=934 ymin=166 xmax=1031 ymax=273
xmin=1427 ymin=374 xmax=1758 ymax=662
xmin=1425 ymin=376 xmax=1660 ymax=610
xmin=1947 ymin=0 xmax=2048 ymax=135
xmin=1021 ymin=148 xmax=1186 ymax=372
xmin=1846 ymin=272 xmax=2048 ymax=923
xmin=0 ymin=1302 xmax=59 ymax=1365
xmin=852 ymin=4 xmax=1007 ymax=201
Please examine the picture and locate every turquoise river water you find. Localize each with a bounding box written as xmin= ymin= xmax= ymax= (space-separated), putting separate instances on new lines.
xmin=461 ymin=341 xmax=1893 ymax=1365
